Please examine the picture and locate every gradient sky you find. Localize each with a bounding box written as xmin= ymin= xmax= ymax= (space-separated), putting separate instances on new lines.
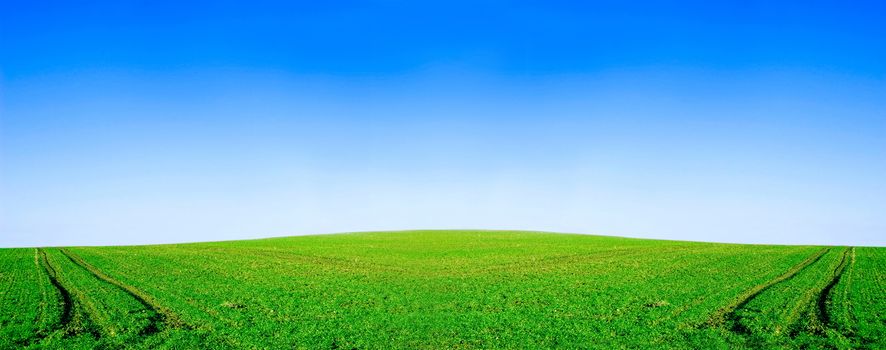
xmin=1 ymin=1 xmax=885 ymax=247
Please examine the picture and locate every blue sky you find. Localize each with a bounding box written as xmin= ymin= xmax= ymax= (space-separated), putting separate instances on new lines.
xmin=1 ymin=1 xmax=884 ymax=247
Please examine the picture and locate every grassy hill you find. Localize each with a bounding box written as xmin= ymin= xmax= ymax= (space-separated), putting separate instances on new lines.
xmin=1 ymin=230 xmax=883 ymax=349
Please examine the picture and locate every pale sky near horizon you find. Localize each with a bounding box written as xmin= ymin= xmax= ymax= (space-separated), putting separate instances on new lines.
xmin=2 ymin=1 xmax=885 ymax=247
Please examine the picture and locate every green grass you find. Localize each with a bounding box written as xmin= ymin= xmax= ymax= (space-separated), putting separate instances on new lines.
xmin=0 ymin=249 xmax=61 ymax=347
xmin=1 ymin=230 xmax=883 ymax=349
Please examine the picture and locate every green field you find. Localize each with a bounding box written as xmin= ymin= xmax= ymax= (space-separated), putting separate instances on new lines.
xmin=1 ymin=230 xmax=883 ymax=349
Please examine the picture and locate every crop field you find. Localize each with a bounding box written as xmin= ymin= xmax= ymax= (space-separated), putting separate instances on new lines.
xmin=1 ymin=230 xmax=883 ymax=349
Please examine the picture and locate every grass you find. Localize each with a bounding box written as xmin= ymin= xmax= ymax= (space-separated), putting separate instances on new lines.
xmin=1 ymin=230 xmax=883 ymax=349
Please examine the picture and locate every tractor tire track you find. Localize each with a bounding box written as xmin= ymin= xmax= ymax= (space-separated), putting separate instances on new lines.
xmin=815 ymin=247 xmax=853 ymax=331
xmin=17 ymin=248 xmax=101 ymax=348
xmin=37 ymin=249 xmax=73 ymax=329
xmin=777 ymin=247 xmax=854 ymax=340
xmin=706 ymin=247 xmax=829 ymax=329
xmin=59 ymin=249 xmax=190 ymax=333
xmin=13 ymin=249 xmax=75 ymax=347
